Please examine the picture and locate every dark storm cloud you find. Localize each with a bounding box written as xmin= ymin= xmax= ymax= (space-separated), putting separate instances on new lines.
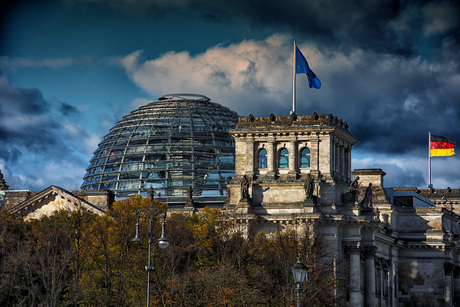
xmin=82 ymin=0 xmax=459 ymax=58
xmin=205 ymin=0 xmax=407 ymax=53
xmin=0 ymin=78 xmax=57 ymax=149
xmin=59 ymin=102 xmax=79 ymax=116
xmin=291 ymin=46 xmax=460 ymax=157
xmin=379 ymin=163 xmax=426 ymax=188
xmin=0 ymin=76 xmax=92 ymax=190
xmin=205 ymin=0 xmax=459 ymax=62
xmin=0 ymin=77 xmax=77 ymax=162
xmin=0 ymin=145 xmax=21 ymax=165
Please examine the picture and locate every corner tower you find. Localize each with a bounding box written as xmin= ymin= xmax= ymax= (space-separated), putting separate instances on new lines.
xmin=225 ymin=113 xmax=359 ymax=214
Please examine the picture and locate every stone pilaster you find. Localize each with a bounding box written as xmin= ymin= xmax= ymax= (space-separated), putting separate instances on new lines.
xmin=363 ymin=246 xmax=377 ymax=307
xmin=245 ymin=136 xmax=255 ymax=177
xmin=344 ymin=242 xmax=363 ymax=306
xmin=311 ymin=135 xmax=320 ymax=173
xmin=445 ymin=262 xmax=454 ymax=306
xmin=288 ymin=139 xmax=297 ymax=176
xmin=267 ymin=139 xmax=276 ymax=177
xmin=339 ymin=144 xmax=345 ymax=180
xmin=345 ymin=147 xmax=351 ymax=182
xmin=454 ymin=266 xmax=460 ymax=304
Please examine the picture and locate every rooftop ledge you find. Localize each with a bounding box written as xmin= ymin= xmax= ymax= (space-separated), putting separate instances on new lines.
xmin=236 ymin=112 xmax=349 ymax=131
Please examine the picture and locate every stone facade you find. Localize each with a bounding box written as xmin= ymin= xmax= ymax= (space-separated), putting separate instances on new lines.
xmin=225 ymin=113 xmax=358 ymax=215
xmin=222 ymin=114 xmax=460 ymax=306
xmin=3 ymin=113 xmax=460 ymax=306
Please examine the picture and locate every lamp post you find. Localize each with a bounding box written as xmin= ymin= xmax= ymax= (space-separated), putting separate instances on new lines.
xmin=292 ymin=255 xmax=308 ymax=307
xmin=132 ymin=207 xmax=169 ymax=307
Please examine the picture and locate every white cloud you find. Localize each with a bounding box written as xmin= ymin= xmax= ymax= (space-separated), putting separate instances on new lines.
xmin=112 ymin=33 xmax=451 ymax=119
xmin=82 ymin=133 xmax=102 ymax=156
xmin=62 ymin=120 xmax=80 ymax=136
xmin=112 ymin=34 xmax=298 ymax=113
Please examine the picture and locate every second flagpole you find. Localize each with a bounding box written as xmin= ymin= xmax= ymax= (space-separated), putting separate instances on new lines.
xmin=428 ymin=131 xmax=432 ymax=188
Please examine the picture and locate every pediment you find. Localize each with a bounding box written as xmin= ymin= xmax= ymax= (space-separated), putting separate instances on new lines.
xmin=7 ymin=186 xmax=105 ymax=220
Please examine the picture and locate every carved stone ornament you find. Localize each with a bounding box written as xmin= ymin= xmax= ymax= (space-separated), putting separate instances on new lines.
xmin=343 ymin=241 xmax=361 ymax=254
xmin=304 ymin=174 xmax=314 ymax=200
xmin=359 ymin=183 xmax=373 ymax=209
xmin=240 ymin=175 xmax=251 ymax=201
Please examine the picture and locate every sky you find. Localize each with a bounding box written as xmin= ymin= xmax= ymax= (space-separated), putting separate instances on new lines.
xmin=1 ymin=0 xmax=459 ymax=192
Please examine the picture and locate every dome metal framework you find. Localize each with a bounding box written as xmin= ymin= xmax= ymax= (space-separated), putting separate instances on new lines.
xmin=81 ymin=94 xmax=238 ymax=202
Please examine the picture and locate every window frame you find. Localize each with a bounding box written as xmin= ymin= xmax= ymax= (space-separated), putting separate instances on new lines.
xmin=258 ymin=148 xmax=268 ymax=169
xmin=300 ymin=147 xmax=311 ymax=168
xmin=278 ymin=148 xmax=289 ymax=169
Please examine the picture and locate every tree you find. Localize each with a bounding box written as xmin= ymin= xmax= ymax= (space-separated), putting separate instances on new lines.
xmin=27 ymin=212 xmax=74 ymax=307
xmin=0 ymin=211 xmax=31 ymax=305
xmin=0 ymin=195 xmax=342 ymax=306
xmin=0 ymin=210 xmax=83 ymax=306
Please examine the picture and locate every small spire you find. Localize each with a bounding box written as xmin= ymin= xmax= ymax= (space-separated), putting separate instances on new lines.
xmin=0 ymin=169 xmax=9 ymax=191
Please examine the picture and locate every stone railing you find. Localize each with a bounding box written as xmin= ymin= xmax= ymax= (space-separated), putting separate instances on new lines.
xmin=236 ymin=112 xmax=349 ymax=131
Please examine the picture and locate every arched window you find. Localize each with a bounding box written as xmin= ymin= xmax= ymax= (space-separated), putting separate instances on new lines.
xmin=258 ymin=149 xmax=267 ymax=169
xmin=300 ymin=148 xmax=311 ymax=168
xmin=279 ymin=148 xmax=289 ymax=168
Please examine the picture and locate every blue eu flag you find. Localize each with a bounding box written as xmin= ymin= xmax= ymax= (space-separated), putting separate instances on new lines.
xmin=295 ymin=46 xmax=321 ymax=89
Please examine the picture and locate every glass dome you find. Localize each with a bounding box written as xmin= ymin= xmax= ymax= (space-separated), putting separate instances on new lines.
xmin=81 ymin=94 xmax=238 ymax=203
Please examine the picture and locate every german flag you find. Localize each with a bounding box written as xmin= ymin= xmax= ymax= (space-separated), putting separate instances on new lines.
xmin=430 ymin=135 xmax=455 ymax=157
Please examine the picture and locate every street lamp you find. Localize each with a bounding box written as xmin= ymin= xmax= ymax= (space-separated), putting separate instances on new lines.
xmin=292 ymin=255 xmax=308 ymax=307
xmin=132 ymin=207 xmax=169 ymax=307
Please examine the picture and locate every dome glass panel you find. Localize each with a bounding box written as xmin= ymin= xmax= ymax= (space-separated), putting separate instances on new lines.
xmin=81 ymin=94 xmax=238 ymax=203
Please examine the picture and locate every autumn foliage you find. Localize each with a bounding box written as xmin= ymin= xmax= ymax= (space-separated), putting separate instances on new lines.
xmin=0 ymin=195 xmax=340 ymax=306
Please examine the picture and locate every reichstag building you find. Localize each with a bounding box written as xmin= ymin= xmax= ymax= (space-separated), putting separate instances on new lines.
xmin=3 ymin=94 xmax=460 ymax=306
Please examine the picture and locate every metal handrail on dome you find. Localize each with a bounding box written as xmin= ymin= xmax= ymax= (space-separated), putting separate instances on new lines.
xmin=158 ymin=94 xmax=210 ymax=101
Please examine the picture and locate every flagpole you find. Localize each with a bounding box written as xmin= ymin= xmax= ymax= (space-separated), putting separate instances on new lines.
xmin=428 ymin=131 xmax=431 ymax=188
xmin=292 ymin=40 xmax=296 ymax=114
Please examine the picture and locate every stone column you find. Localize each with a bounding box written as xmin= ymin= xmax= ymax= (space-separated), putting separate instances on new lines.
xmin=389 ymin=247 xmax=398 ymax=306
xmin=363 ymin=246 xmax=376 ymax=307
xmin=330 ymin=140 xmax=336 ymax=174
xmin=454 ymin=266 xmax=460 ymax=304
xmin=339 ymin=144 xmax=344 ymax=180
xmin=310 ymin=135 xmax=320 ymax=173
xmin=335 ymin=142 xmax=340 ymax=175
xmin=344 ymin=147 xmax=351 ymax=181
xmin=344 ymin=242 xmax=362 ymax=306
xmin=246 ymin=136 xmax=254 ymax=177
xmin=445 ymin=262 xmax=454 ymax=306
xmin=267 ymin=139 xmax=276 ymax=177
xmin=288 ymin=139 xmax=297 ymax=175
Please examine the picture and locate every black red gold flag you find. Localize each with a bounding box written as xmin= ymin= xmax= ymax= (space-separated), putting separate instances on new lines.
xmin=430 ymin=135 xmax=455 ymax=157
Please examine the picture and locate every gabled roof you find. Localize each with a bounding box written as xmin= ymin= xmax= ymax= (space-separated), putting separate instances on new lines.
xmin=7 ymin=185 xmax=105 ymax=220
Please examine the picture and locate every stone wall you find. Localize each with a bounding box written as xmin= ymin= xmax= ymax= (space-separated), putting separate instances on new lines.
xmin=398 ymin=257 xmax=446 ymax=306
xmin=72 ymin=190 xmax=114 ymax=210
xmin=2 ymin=191 xmax=37 ymax=211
